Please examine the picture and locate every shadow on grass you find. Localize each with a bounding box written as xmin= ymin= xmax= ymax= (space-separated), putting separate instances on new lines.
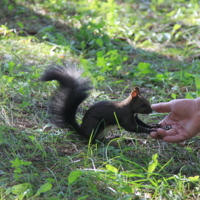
xmin=0 ymin=0 xmax=195 ymax=71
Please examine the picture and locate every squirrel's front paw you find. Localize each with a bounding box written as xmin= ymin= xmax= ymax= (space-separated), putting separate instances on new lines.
xmin=149 ymin=128 xmax=158 ymax=132
xmin=150 ymin=124 xmax=162 ymax=128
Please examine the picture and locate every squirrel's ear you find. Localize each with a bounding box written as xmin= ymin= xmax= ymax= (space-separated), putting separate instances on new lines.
xmin=131 ymin=87 xmax=140 ymax=98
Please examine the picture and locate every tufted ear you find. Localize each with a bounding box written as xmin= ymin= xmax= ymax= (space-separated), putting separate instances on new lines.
xmin=131 ymin=87 xmax=140 ymax=98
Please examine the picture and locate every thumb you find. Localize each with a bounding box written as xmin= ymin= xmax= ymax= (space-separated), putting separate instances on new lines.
xmin=151 ymin=102 xmax=172 ymax=113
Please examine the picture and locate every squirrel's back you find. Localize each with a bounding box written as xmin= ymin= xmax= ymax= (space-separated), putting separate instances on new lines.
xmin=41 ymin=64 xmax=92 ymax=131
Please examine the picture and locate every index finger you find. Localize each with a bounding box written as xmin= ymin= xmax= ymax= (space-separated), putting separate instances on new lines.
xmin=151 ymin=102 xmax=172 ymax=113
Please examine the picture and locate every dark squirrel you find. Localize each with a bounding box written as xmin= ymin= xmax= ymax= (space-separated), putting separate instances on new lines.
xmin=41 ymin=65 xmax=157 ymax=143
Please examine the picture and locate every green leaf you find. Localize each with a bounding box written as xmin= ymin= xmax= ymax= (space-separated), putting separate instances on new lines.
xmin=120 ymin=185 xmax=133 ymax=193
xmin=3 ymin=75 xmax=14 ymax=83
xmin=195 ymin=75 xmax=200 ymax=95
xmin=121 ymin=172 xmax=145 ymax=178
xmin=195 ymin=75 xmax=200 ymax=89
xmin=8 ymin=61 xmax=15 ymax=73
xmin=171 ymin=93 xmax=177 ymax=99
xmin=147 ymin=154 xmax=158 ymax=176
xmin=28 ymin=135 xmax=35 ymax=141
xmin=137 ymin=62 xmax=151 ymax=74
xmin=106 ymin=164 xmax=118 ymax=173
xmin=96 ymin=38 xmax=103 ymax=47
xmin=184 ymin=72 xmax=194 ymax=78
xmin=17 ymin=22 xmax=24 ymax=28
xmin=188 ymin=175 xmax=199 ymax=182
xmin=97 ymin=56 xmax=105 ymax=67
xmin=8 ymin=4 xmax=14 ymax=11
xmin=173 ymin=24 xmax=181 ymax=32
xmin=10 ymin=158 xmax=32 ymax=168
xmin=185 ymin=93 xmax=194 ymax=99
xmin=155 ymin=74 xmax=164 ymax=80
xmin=35 ymin=182 xmax=52 ymax=196
xmin=81 ymin=41 xmax=86 ymax=49
xmin=7 ymin=183 xmax=33 ymax=199
xmin=68 ymin=170 xmax=82 ymax=186
xmin=97 ymin=75 xmax=105 ymax=82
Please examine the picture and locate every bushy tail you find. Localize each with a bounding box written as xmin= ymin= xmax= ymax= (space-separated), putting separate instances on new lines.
xmin=41 ymin=64 xmax=92 ymax=133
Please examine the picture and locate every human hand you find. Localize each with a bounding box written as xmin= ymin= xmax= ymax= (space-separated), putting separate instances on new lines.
xmin=150 ymin=98 xmax=200 ymax=143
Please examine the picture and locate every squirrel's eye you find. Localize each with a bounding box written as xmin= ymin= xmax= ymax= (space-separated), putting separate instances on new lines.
xmin=141 ymin=103 xmax=146 ymax=107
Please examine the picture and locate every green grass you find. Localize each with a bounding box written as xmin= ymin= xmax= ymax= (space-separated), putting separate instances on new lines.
xmin=0 ymin=0 xmax=200 ymax=199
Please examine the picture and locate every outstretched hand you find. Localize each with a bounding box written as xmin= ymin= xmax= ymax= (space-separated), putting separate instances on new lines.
xmin=150 ymin=98 xmax=200 ymax=143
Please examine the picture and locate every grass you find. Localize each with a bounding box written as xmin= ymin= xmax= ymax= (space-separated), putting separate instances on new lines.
xmin=0 ymin=0 xmax=200 ymax=199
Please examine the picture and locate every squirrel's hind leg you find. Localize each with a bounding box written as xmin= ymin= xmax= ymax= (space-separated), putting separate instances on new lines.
xmin=81 ymin=118 xmax=106 ymax=143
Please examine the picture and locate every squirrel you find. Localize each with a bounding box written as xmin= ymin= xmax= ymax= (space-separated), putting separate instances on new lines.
xmin=41 ymin=65 xmax=157 ymax=143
